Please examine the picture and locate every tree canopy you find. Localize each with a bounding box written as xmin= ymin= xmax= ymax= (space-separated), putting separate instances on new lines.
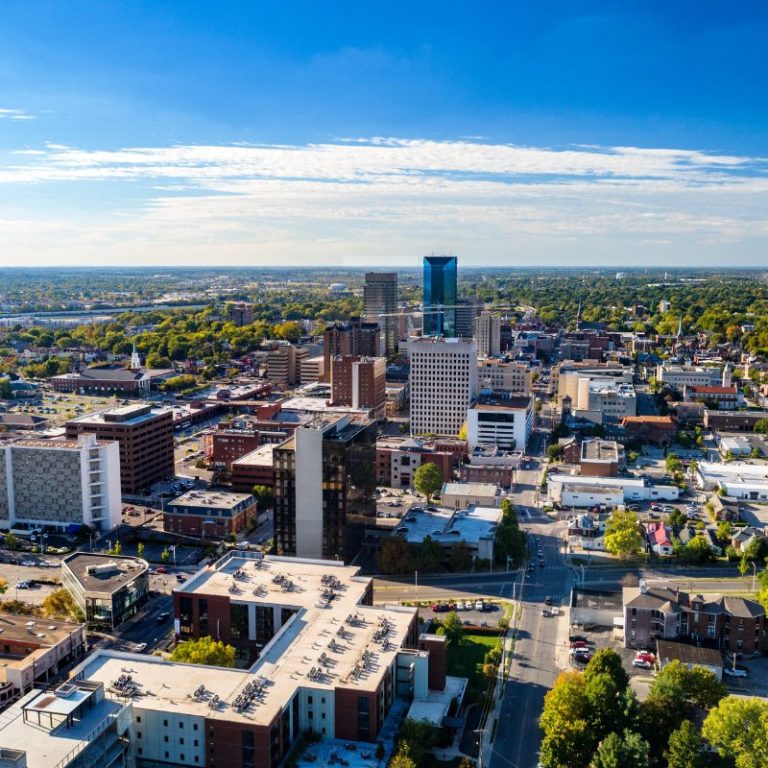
xmin=170 ymin=636 xmax=236 ymax=667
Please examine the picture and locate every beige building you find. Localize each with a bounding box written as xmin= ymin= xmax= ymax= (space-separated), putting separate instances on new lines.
xmin=474 ymin=311 xmax=501 ymax=357
xmin=409 ymin=337 xmax=478 ymax=437
xmin=266 ymin=343 xmax=308 ymax=387
xmin=476 ymin=358 xmax=531 ymax=394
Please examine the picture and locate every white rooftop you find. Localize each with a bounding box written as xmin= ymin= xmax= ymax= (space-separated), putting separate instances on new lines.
xmin=73 ymin=554 xmax=418 ymax=727
xmin=441 ymin=482 xmax=501 ymax=498
xmin=395 ymin=504 xmax=501 ymax=545
xmin=698 ymin=461 xmax=768 ymax=487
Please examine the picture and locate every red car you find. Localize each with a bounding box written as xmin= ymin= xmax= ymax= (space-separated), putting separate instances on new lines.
xmin=635 ymin=652 xmax=655 ymax=664
xmin=570 ymin=640 xmax=587 ymax=648
xmin=156 ymin=566 xmax=168 ymax=574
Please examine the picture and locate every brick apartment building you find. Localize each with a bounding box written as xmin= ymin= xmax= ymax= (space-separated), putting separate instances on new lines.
xmin=623 ymin=584 xmax=766 ymax=654
xmin=322 ymin=318 xmax=379 ymax=381
xmin=65 ymin=404 xmax=175 ymax=494
xmin=165 ymin=489 xmax=257 ymax=537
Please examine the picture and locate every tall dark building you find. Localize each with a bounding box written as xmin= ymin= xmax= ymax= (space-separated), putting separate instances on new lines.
xmin=423 ymin=255 xmax=457 ymax=337
xmin=273 ymin=416 xmax=376 ymax=563
xmin=363 ymin=272 xmax=398 ymax=356
xmin=322 ymin=317 xmax=379 ymax=380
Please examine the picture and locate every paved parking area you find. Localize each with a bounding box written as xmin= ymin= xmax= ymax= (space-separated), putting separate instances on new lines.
xmin=0 ymin=561 xmax=59 ymax=603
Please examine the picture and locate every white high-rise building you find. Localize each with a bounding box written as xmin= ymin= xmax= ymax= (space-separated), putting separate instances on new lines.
xmin=409 ymin=337 xmax=478 ymax=437
xmin=0 ymin=434 xmax=122 ymax=532
xmin=474 ymin=311 xmax=501 ymax=357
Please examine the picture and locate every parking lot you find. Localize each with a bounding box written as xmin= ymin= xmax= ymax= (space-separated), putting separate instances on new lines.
xmin=423 ymin=598 xmax=506 ymax=629
xmin=0 ymin=561 xmax=59 ymax=603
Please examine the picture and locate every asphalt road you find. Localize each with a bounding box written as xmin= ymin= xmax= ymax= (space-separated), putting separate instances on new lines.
xmin=490 ymin=428 xmax=569 ymax=768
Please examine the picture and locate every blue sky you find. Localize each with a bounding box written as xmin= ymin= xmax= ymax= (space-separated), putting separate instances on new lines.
xmin=0 ymin=1 xmax=767 ymax=267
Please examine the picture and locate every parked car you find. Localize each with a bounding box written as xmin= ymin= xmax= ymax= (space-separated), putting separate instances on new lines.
xmin=20 ymin=560 xmax=36 ymax=567
xmin=155 ymin=566 xmax=168 ymax=574
xmin=724 ymin=667 xmax=748 ymax=678
xmin=544 ymin=596 xmax=552 ymax=605
xmin=570 ymin=640 xmax=587 ymax=648
xmin=541 ymin=608 xmax=549 ymax=617
xmin=632 ymin=658 xmax=653 ymax=669
xmin=134 ymin=643 xmax=148 ymax=653
xmin=16 ymin=580 xmax=30 ymax=589
xmin=474 ymin=600 xmax=484 ymax=611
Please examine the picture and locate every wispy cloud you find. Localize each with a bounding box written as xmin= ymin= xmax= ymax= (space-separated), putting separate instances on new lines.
xmin=0 ymin=108 xmax=36 ymax=121
xmin=0 ymin=138 xmax=766 ymax=266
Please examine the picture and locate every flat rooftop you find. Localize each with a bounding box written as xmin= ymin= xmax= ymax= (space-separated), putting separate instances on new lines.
xmin=67 ymin=403 xmax=171 ymax=427
xmin=698 ymin=461 xmax=768 ymax=484
xmin=233 ymin=443 xmax=277 ymax=467
xmin=167 ymin=489 xmax=253 ymax=509
xmin=76 ymin=555 xmax=417 ymax=727
xmin=281 ymin=396 xmax=371 ymax=416
xmin=395 ymin=504 xmax=501 ymax=545
xmin=472 ymin=396 xmax=531 ymax=410
xmin=63 ymin=553 xmax=148 ymax=595
xmin=0 ymin=684 xmax=124 ymax=767
xmin=0 ymin=612 xmax=81 ymax=649
xmin=581 ymin=440 xmax=620 ymax=462
xmin=442 ymin=482 xmax=501 ymax=498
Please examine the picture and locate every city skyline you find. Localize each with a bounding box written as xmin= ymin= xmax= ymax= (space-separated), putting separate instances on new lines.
xmin=0 ymin=2 xmax=766 ymax=267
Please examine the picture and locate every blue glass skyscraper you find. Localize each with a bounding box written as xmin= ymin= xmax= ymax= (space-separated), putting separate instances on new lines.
xmin=422 ymin=255 xmax=457 ymax=337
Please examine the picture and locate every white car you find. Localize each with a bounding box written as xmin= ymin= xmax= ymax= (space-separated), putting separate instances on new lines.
xmin=20 ymin=560 xmax=36 ymax=567
xmin=475 ymin=600 xmax=484 ymax=611
xmin=724 ymin=667 xmax=748 ymax=678
xmin=134 ymin=643 xmax=148 ymax=653
xmin=456 ymin=601 xmax=465 ymax=611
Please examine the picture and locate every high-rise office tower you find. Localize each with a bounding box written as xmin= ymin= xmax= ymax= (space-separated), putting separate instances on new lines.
xmin=273 ymin=416 xmax=376 ymax=562
xmin=364 ymin=272 xmax=398 ymax=356
xmin=422 ymin=255 xmax=457 ymax=337
xmin=409 ymin=336 xmax=478 ymax=437
xmin=474 ymin=311 xmax=501 ymax=356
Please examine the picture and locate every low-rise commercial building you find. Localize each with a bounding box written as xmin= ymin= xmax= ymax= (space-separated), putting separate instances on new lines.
xmin=165 ymin=489 xmax=257 ymax=538
xmin=466 ymin=395 xmax=534 ymax=451
xmin=0 ymin=613 xmax=86 ymax=710
xmin=440 ymin=481 xmax=502 ymax=509
xmin=620 ymin=415 xmax=678 ymax=445
xmin=62 ymin=552 xmax=149 ymax=631
xmin=393 ymin=504 xmax=502 ymax=561
xmin=580 ymin=439 xmax=624 ymax=477
xmin=548 ymin=473 xmax=680 ymax=507
xmin=696 ymin=461 xmax=768 ymax=500
xmin=704 ymin=409 xmax=768 ymax=431
xmin=476 ymin=358 xmax=531 ymax=394
xmin=656 ymin=364 xmax=721 ymax=391
xmin=577 ymin=380 xmax=637 ymax=423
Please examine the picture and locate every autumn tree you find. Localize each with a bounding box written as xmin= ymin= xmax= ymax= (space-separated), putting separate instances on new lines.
xmin=702 ymin=696 xmax=768 ymax=768
xmin=666 ymin=720 xmax=707 ymax=768
xmin=42 ymin=588 xmax=83 ymax=622
xmin=170 ymin=636 xmax=236 ymax=667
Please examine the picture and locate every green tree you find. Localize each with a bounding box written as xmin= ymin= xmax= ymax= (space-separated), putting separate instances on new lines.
xmin=137 ymin=542 xmax=145 ymax=560
xmin=547 ymin=444 xmax=564 ymax=461
xmin=604 ymin=510 xmax=644 ymax=558
xmin=540 ymin=672 xmax=595 ymax=768
xmin=161 ymin=547 xmax=171 ymax=563
xmin=716 ymin=521 xmax=733 ymax=542
xmin=753 ymin=418 xmax=768 ymax=435
xmin=376 ymin=536 xmax=414 ymax=575
xmin=0 ymin=577 xmax=7 ymax=595
xmin=41 ymin=588 xmax=83 ymax=622
xmin=439 ymin=611 xmax=464 ymax=645
xmin=682 ymin=534 xmax=716 ymax=564
xmin=666 ymin=453 xmax=682 ymax=473
xmin=396 ymin=719 xmax=438 ymax=766
xmin=448 ymin=541 xmax=473 ymax=572
xmin=107 ymin=540 xmax=122 ymax=556
xmin=415 ymin=535 xmax=443 ymax=572
xmin=666 ymin=720 xmax=707 ymax=768
xmin=170 ymin=636 xmax=236 ymax=667
xmin=252 ymin=484 xmax=274 ymax=510
xmin=0 ymin=378 xmax=12 ymax=400
xmin=388 ymin=745 xmax=417 ymax=768
xmin=590 ymin=730 xmax=650 ymax=768
xmin=4 ymin=532 xmax=19 ymax=551
xmin=413 ymin=462 xmax=443 ymax=502
xmin=702 ymin=696 xmax=768 ymax=768
xmin=583 ymin=648 xmax=630 ymax=693
xmin=650 ymin=659 xmax=726 ymax=713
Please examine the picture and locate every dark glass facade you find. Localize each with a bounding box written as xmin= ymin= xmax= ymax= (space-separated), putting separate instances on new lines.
xmin=423 ymin=255 xmax=457 ymax=337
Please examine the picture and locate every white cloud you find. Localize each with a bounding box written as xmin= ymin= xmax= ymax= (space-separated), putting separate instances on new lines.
xmin=0 ymin=137 xmax=766 ymax=266
xmin=0 ymin=108 xmax=36 ymax=120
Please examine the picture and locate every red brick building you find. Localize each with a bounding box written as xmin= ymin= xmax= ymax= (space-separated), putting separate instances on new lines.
xmin=164 ymin=489 xmax=257 ymax=538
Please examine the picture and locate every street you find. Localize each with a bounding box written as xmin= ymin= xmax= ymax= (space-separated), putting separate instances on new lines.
xmin=489 ymin=425 xmax=569 ymax=768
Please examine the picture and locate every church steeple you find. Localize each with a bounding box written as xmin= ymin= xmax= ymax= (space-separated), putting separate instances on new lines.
xmin=130 ymin=342 xmax=141 ymax=370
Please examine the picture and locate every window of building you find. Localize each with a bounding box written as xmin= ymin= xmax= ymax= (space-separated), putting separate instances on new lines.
xmin=163 ymin=720 xmax=168 ymax=727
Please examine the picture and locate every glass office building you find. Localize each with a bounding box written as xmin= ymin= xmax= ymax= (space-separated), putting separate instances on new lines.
xmin=422 ymin=255 xmax=457 ymax=337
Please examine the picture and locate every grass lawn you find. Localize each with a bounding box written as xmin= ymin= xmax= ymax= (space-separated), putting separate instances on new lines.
xmin=447 ymin=632 xmax=501 ymax=682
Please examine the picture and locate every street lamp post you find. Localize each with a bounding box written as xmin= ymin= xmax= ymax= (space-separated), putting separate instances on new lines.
xmin=414 ymin=570 xmax=418 ymax=603
xmin=752 ymin=561 xmax=757 ymax=593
